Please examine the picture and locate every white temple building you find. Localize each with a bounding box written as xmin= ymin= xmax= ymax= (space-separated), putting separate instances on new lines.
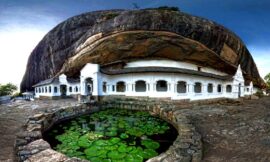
xmin=33 ymin=59 xmax=258 ymax=101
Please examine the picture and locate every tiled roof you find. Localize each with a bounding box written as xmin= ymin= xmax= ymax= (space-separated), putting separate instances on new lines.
xmin=32 ymin=78 xmax=59 ymax=87
xmin=32 ymin=77 xmax=79 ymax=87
xmin=101 ymin=67 xmax=232 ymax=80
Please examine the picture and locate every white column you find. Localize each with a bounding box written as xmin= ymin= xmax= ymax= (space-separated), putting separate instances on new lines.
xmin=131 ymin=83 xmax=135 ymax=92
xmin=188 ymin=83 xmax=194 ymax=97
xmin=80 ymin=79 xmax=86 ymax=95
xmin=203 ymin=84 xmax=207 ymax=94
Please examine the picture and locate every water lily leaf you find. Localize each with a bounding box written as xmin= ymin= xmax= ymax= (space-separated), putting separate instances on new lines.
xmin=107 ymin=150 xmax=126 ymax=159
xmin=77 ymin=138 xmax=92 ymax=148
xmin=51 ymin=109 xmax=173 ymax=161
xmin=104 ymin=145 xmax=118 ymax=151
xmin=87 ymin=157 xmax=103 ymax=162
xmin=109 ymin=137 xmax=121 ymax=145
xmin=120 ymin=133 xmax=129 ymax=139
xmin=84 ymin=146 xmax=101 ymax=157
xmin=105 ymin=131 xmax=117 ymax=137
xmin=141 ymin=149 xmax=158 ymax=159
xmin=93 ymin=139 xmax=108 ymax=146
xmin=118 ymin=144 xmax=128 ymax=153
xmin=141 ymin=139 xmax=160 ymax=149
xmin=132 ymin=154 xmax=144 ymax=162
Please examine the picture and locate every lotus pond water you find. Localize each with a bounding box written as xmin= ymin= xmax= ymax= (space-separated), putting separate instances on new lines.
xmin=44 ymin=109 xmax=178 ymax=162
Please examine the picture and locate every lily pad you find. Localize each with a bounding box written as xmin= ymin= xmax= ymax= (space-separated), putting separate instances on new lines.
xmin=107 ymin=150 xmax=126 ymax=159
xmin=105 ymin=131 xmax=117 ymax=137
xmin=47 ymin=109 xmax=176 ymax=162
xmin=84 ymin=146 xmax=101 ymax=157
xmin=120 ymin=133 xmax=129 ymax=139
xmin=109 ymin=137 xmax=121 ymax=145
xmin=141 ymin=139 xmax=160 ymax=149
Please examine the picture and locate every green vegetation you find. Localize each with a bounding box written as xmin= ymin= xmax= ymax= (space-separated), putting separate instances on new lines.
xmin=102 ymin=13 xmax=119 ymax=20
xmin=48 ymin=109 xmax=172 ymax=162
xmin=0 ymin=83 xmax=17 ymax=96
xmin=157 ymin=6 xmax=180 ymax=11
xmin=265 ymin=73 xmax=270 ymax=87
xmin=255 ymin=89 xmax=264 ymax=98
xmin=264 ymin=73 xmax=270 ymax=94
xmin=144 ymin=6 xmax=180 ymax=12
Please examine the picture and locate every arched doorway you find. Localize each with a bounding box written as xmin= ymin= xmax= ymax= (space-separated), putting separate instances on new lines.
xmin=156 ymin=80 xmax=168 ymax=92
xmin=207 ymin=83 xmax=213 ymax=93
xmin=177 ymin=81 xmax=186 ymax=93
xmin=226 ymin=85 xmax=232 ymax=93
xmin=116 ymin=81 xmax=126 ymax=92
xmin=60 ymin=85 xmax=67 ymax=96
xmin=194 ymin=82 xmax=202 ymax=93
xmin=85 ymin=78 xmax=93 ymax=95
xmin=135 ymin=80 xmax=146 ymax=92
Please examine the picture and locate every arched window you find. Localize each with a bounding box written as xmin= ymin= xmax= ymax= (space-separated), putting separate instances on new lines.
xmin=177 ymin=81 xmax=186 ymax=93
xmin=54 ymin=86 xmax=58 ymax=93
xmin=116 ymin=81 xmax=126 ymax=92
xmin=217 ymin=84 xmax=222 ymax=93
xmin=39 ymin=88 xmax=41 ymax=93
xmin=103 ymin=82 xmax=107 ymax=93
xmin=42 ymin=87 xmax=44 ymax=93
xmin=194 ymin=82 xmax=202 ymax=93
xmin=45 ymin=87 xmax=47 ymax=93
xmin=49 ymin=86 xmax=51 ymax=93
xmin=156 ymin=80 xmax=167 ymax=92
xmin=135 ymin=80 xmax=146 ymax=92
xmin=75 ymin=86 xmax=78 ymax=92
xmin=207 ymin=83 xmax=213 ymax=93
xmin=69 ymin=86 xmax=72 ymax=92
xmin=226 ymin=85 xmax=232 ymax=93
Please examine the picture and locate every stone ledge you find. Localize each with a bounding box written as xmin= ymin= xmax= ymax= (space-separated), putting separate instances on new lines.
xmin=15 ymin=100 xmax=202 ymax=162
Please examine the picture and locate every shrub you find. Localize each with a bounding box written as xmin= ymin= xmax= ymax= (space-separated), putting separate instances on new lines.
xmin=255 ymin=89 xmax=264 ymax=98
xmin=12 ymin=92 xmax=22 ymax=98
xmin=0 ymin=83 xmax=17 ymax=96
xmin=157 ymin=6 xmax=180 ymax=11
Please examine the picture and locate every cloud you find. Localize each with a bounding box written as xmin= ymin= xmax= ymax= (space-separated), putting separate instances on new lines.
xmin=0 ymin=6 xmax=60 ymax=87
xmin=249 ymin=47 xmax=270 ymax=78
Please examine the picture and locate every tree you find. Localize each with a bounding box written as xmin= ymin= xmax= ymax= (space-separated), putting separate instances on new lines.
xmin=0 ymin=83 xmax=17 ymax=96
xmin=265 ymin=73 xmax=270 ymax=87
xmin=264 ymin=73 xmax=270 ymax=94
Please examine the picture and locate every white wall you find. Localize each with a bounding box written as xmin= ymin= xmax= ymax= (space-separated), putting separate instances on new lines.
xmin=34 ymin=62 xmax=247 ymax=101
xmin=125 ymin=60 xmax=228 ymax=76
xmin=80 ymin=63 xmax=100 ymax=96
xmin=98 ymin=72 xmax=240 ymax=101
xmin=34 ymin=74 xmax=80 ymax=98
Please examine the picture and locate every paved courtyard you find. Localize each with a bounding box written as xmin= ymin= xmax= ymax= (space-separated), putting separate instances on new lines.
xmin=1 ymin=97 xmax=270 ymax=162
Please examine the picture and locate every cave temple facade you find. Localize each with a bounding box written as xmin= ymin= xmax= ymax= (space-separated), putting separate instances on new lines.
xmin=33 ymin=59 xmax=258 ymax=101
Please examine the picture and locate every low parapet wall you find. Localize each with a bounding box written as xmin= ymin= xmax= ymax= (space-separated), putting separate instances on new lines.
xmin=14 ymin=100 xmax=202 ymax=162
xmin=0 ymin=95 xmax=11 ymax=104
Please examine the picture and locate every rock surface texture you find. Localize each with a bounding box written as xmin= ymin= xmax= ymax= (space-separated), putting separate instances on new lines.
xmin=20 ymin=8 xmax=264 ymax=91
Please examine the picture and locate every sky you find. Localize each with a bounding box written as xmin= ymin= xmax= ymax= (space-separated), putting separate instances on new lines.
xmin=0 ymin=0 xmax=269 ymax=87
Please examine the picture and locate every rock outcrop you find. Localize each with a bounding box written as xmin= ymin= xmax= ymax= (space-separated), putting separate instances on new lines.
xmin=20 ymin=8 xmax=265 ymax=91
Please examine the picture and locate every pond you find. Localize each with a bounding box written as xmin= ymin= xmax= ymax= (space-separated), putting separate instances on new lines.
xmin=43 ymin=109 xmax=178 ymax=162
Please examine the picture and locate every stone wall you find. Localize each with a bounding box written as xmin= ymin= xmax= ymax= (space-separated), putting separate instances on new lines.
xmin=0 ymin=95 xmax=11 ymax=104
xmin=14 ymin=99 xmax=202 ymax=162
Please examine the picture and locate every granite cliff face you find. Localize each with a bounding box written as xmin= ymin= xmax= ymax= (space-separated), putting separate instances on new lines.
xmin=21 ymin=8 xmax=265 ymax=91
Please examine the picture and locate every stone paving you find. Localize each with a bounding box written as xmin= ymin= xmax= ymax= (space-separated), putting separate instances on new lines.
xmin=0 ymin=99 xmax=78 ymax=162
xmin=14 ymin=99 xmax=202 ymax=162
xmin=1 ymin=97 xmax=270 ymax=162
